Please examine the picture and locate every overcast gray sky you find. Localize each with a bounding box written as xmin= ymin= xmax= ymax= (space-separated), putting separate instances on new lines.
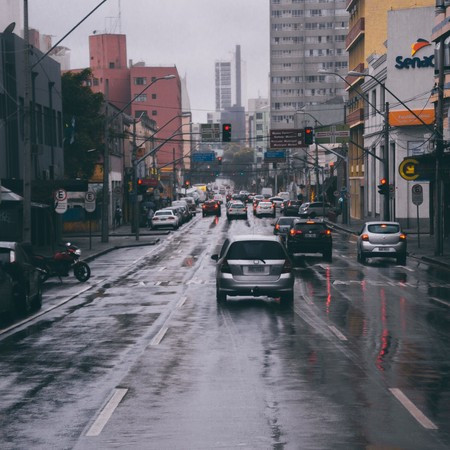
xmin=29 ymin=0 xmax=270 ymax=122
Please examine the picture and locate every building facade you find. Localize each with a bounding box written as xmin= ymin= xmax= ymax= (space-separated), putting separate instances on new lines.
xmin=270 ymin=0 xmax=349 ymax=129
xmin=345 ymin=0 xmax=434 ymax=220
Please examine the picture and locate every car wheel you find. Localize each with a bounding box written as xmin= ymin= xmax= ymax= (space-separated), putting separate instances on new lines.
xmin=14 ymin=284 xmax=31 ymax=316
xmin=216 ymin=289 xmax=226 ymax=303
xmin=397 ymin=254 xmax=406 ymax=265
xmin=280 ymin=291 xmax=293 ymax=307
xmin=32 ymin=284 xmax=42 ymax=311
xmin=323 ymin=250 xmax=332 ymax=262
xmin=359 ymin=251 xmax=367 ymax=264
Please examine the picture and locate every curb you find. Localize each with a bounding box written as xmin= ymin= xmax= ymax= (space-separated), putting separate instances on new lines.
xmin=83 ymin=238 xmax=160 ymax=263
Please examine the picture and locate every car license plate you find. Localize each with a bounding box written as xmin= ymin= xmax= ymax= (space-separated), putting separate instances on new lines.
xmin=378 ymin=247 xmax=391 ymax=252
xmin=248 ymin=266 xmax=264 ymax=273
xmin=305 ymin=234 xmax=316 ymax=238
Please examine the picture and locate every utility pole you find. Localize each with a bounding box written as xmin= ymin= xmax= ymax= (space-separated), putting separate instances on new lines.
xmin=132 ymin=118 xmax=140 ymax=240
xmin=101 ymin=81 xmax=110 ymax=243
xmin=435 ymin=37 xmax=445 ymax=256
xmin=383 ymin=101 xmax=390 ymax=221
xmin=22 ymin=0 xmax=32 ymax=243
xmin=173 ymin=148 xmax=176 ymax=201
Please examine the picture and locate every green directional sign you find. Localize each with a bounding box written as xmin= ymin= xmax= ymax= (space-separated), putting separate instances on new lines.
xmin=315 ymin=124 xmax=349 ymax=144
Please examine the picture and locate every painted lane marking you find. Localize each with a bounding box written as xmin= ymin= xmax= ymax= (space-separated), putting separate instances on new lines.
xmin=389 ymin=388 xmax=438 ymax=430
xmin=157 ymin=266 xmax=165 ymax=272
xmin=176 ymin=296 xmax=187 ymax=308
xmin=86 ymin=388 xmax=128 ymax=436
xmin=329 ymin=325 xmax=348 ymax=341
xmin=430 ymin=297 xmax=450 ymax=308
xmin=150 ymin=326 xmax=169 ymax=346
xmin=154 ymin=281 xmax=162 ymax=286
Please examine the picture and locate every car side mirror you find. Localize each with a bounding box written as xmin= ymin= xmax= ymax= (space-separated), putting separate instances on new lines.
xmin=211 ymin=254 xmax=219 ymax=261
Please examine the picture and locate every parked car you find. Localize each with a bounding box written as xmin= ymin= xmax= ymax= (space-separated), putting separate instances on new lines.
xmin=298 ymin=201 xmax=331 ymax=218
xmin=285 ymin=219 xmax=333 ymax=261
xmin=0 ymin=241 xmax=42 ymax=315
xmin=255 ymin=201 xmax=276 ymax=218
xmin=273 ymin=216 xmax=297 ymax=239
xmin=202 ymin=200 xmax=221 ymax=217
xmin=226 ymin=201 xmax=248 ymax=220
xmin=283 ymin=200 xmax=302 ymax=216
xmin=150 ymin=209 xmax=180 ymax=230
xmin=180 ymin=196 xmax=197 ymax=215
xmin=357 ymin=221 xmax=407 ymax=265
xmin=171 ymin=202 xmax=192 ymax=222
xmin=211 ymin=235 xmax=294 ymax=305
xmin=166 ymin=205 xmax=187 ymax=224
xmin=0 ymin=265 xmax=15 ymax=319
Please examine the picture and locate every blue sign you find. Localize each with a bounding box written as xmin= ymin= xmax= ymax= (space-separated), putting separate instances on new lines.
xmin=264 ymin=151 xmax=286 ymax=161
xmin=192 ymin=152 xmax=216 ymax=162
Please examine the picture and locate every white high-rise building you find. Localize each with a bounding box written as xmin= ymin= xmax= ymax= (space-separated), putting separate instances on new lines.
xmin=270 ymin=1 xmax=349 ymax=129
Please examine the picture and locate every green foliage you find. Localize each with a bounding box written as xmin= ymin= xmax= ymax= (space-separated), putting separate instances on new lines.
xmin=62 ymin=69 xmax=105 ymax=179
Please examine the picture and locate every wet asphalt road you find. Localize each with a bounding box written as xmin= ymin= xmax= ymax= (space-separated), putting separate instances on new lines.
xmin=0 ymin=205 xmax=449 ymax=449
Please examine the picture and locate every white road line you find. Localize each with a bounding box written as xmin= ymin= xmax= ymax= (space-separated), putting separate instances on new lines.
xmin=329 ymin=325 xmax=348 ymax=341
xmin=176 ymin=296 xmax=187 ymax=308
xmin=86 ymin=388 xmax=128 ymax=436
xmin=150 ymin=326 xmax=169 ymax=346
xmin=154 ymin=281 xmax=162 ymax=286
xmin=389 ymin=388 xmax=438 ymax=430
xmin=430 ymin=297 xmax=450 ymax=308
xmin=157 ymin=266 xmax=165 ymax=272
xmin=396 ymin=265 xmax=415 ymax=272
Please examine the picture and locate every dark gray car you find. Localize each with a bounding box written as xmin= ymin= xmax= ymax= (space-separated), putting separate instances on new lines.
xmin=211 ymin=235 xmax=294 ymax=306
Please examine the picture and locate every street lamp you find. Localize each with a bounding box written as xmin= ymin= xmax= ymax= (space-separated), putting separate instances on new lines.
xmin=101 ymin=74 xmax=176 ymax=243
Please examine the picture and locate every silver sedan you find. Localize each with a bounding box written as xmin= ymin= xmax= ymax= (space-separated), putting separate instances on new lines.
xmin=357 ymin=221 xmax=407 ymax=265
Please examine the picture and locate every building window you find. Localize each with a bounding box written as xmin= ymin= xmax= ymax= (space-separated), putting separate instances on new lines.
xmin=134 ymin=77 xmax=147 ymax=85
xmin=152 ymin=110 xmax=157 ymax=116
xmin=152 ymin=93 xmax=157 ymax=99
xmin=135 ymin=94 xmax=147 ymax=102
xmin=256 ymin=113 xmax=263 ymax=119
xmin=371 ymin=89 xmax=377 ymax=116
xmin=93 ymin=78 xmax=99 ymax=86
xmin=109 ymin=62 xmax=115 ymax=69
xmin=135 ymin=110 xmax=147 ymax=118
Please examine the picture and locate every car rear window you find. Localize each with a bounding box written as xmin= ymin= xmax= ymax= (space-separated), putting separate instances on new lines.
xmin=227 ymin=241 xmax=286 ymax=260
xmin=368 ymin=224 xmax=400 ymax=234
xmin=155 ymin=211 xmax=172 ymax=216
xmin=278 ymin=218 xmax=295 ymax=225
xmin=294 ymin=223 xmax=327 ymax=232
xmin=230 ymin=204 xmax=244 ymax=209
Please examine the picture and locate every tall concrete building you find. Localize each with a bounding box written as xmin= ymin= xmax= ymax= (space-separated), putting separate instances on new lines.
xmin=270 ymin=0 xmax=349 ymax=129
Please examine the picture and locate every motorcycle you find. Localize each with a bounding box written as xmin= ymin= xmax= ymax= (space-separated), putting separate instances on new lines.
xmin=31 ymin=243 xmax=91 ymax=283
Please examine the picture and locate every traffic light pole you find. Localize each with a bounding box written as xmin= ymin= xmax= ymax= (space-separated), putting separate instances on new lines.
xmin=383 ymin=101 xmax=390 ymax=221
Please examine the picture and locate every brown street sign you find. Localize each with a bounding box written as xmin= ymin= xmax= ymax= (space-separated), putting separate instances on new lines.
xmin=270 ymin=129 xmax=304 ymax=149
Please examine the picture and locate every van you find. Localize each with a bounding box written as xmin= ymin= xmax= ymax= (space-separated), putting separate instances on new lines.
xmin=261 ymin=187 xmax=273 ymax=198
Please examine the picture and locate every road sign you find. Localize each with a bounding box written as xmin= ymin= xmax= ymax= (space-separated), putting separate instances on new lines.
xmin=398 ymin=158 xmax=420 ymax=181
xmin=192 ymin=152 xmax=216 ymax=162
xmin=54 ymin=189 xmax=68 ymax=214
xmin=264 ymin=150 xmax=286 ymax=162
xmin=270 ymin=129 xmax=304 ymax=149
xmin=200 ymin=123 xmax=221 ymax=142
xmin=315 ymin=125 xmax=350 ymax=144
xmin=412 ymin=184 xmax=423 ymax=206
xmin=84 ymin=191 xmax=96 ymax=213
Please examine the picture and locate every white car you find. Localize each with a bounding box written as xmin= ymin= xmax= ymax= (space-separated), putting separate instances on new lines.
xmin=213 ymin=194 xmax=224 ymax=204
xmin=226 ymin=202 xmax=248 ymax=220
xmin=278 ymin=192 xmax=290 ymax=201
xmin=269 ymin=196 xmax=284 ymax=209
xmin=255 ymin=201 xmax=276 ymax=218
xmin=151 ymin=209 xmax=179 ymax=230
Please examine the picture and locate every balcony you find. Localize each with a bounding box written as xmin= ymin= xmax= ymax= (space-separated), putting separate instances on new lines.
xmin=346 ymin=17 xmax=365 ymax=51
xmin=345 ymin=63 xmax=365 ymax=89
xmin=346 ymin=0 xmax=359 ymax=10
xmin=346 ymin=108 xmax=365 ymax=128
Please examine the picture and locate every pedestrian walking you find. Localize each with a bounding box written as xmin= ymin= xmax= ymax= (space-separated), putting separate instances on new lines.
xmin=115 ymin=205 xmax=122 ymax=227
xmin=146 ymin=207 xmax=154 ymax=229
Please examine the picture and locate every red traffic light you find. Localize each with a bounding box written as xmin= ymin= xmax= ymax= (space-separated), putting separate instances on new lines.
xmin=223 ymin=125 xmax=230 ymax=131
xmin=380 ymin=178 xmax=387 ymax=185
xmin=137 ymin=178 xmax=143 ymax=185
xmin=305 ymin=128 xmax=312 ymax=134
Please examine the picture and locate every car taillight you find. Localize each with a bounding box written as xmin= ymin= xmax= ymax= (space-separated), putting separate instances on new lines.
xmin=168 ymin=217 xmax=175 ymax=220
xmin=275 ymin=224 xmax=280 ymax=230
xmin=361 ymin=234 xmax=369 ymax=241
xmin=214 ymin=204 xmax=218 ymax=209
xmin=202 ymin=205 xmax=206 ymax=209
xmin=220 ymin=260 xmax=232 ymax=273
xmin=321 ymin=229 xmax=332 ymax=236
xmin=400 ymin=233 xmax=407 ymax=240
xmin=153 ymin=217 xmax=159 ymax=220
xmin=289 ymin=228 xmax=300 ymax=236
xmin=281 ymin=259 xmax=292 ymax=273
xmin=288 ymin=201 xmax=291 ymax=206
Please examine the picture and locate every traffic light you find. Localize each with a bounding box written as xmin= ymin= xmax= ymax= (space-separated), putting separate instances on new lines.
xmin=304 ymin=127 xmax=314 ymax=145
xmin=222 ymin=124 xmax=232 ymax=142
xmin=217 ymin=156 xmax=223 ymax=165
xmin=378 ymin=178 xmax=389 ymax=195
xmin=137 ymin=178 xmax=147 ymax=195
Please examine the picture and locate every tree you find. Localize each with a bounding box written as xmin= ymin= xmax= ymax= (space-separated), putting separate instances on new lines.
xmin=62 ymin=69 xmax=105 ymax=179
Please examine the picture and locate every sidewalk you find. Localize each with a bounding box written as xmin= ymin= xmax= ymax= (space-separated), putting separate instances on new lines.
xmin=326 ymin=217 xmax=450 ymax=269
xmin=57 ymin=225 xmax=169 ymax=262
